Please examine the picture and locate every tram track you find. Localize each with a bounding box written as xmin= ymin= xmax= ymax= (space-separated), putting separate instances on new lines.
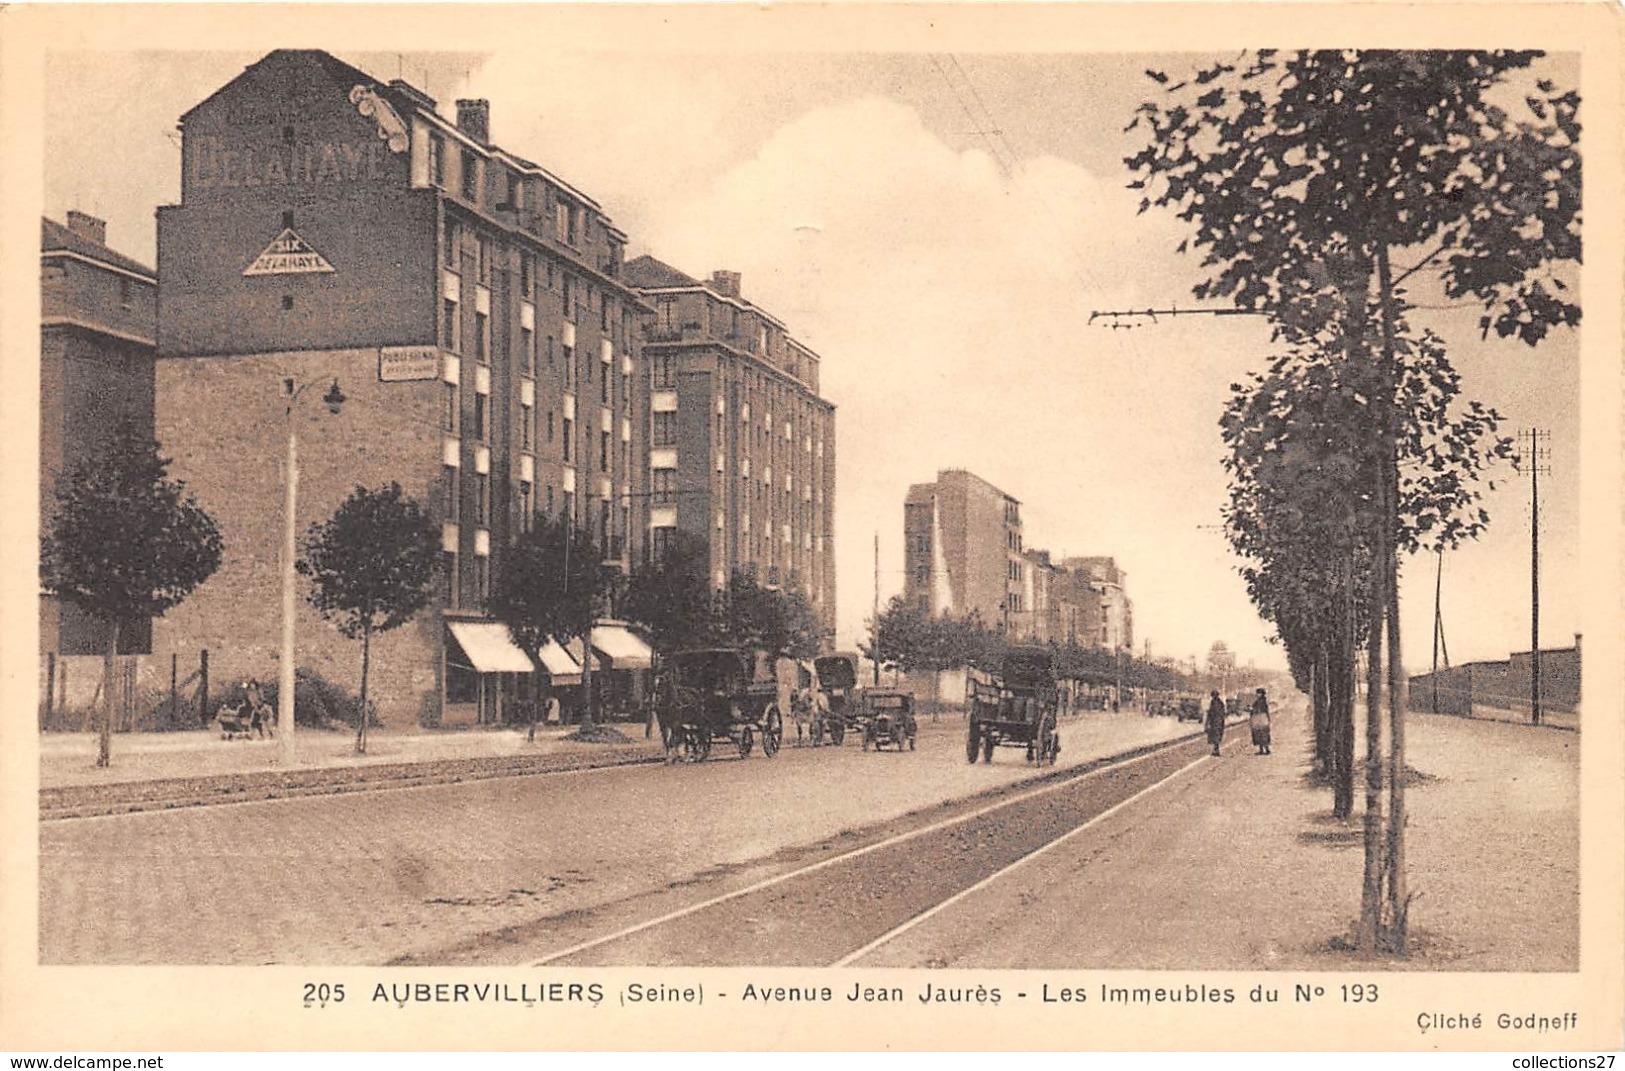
xmin=505 ymin=728 xmax=1232 ymax=968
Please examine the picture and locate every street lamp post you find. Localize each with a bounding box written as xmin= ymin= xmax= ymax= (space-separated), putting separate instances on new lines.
xmin=278 ymin=376 xmax=346 ymax=767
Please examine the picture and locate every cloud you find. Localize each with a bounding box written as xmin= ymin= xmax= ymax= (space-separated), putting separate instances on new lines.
xmin=632 ymin=95 xmax=1278 ymax=664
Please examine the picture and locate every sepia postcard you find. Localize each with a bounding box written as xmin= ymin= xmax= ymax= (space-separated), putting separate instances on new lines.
xmin=1 ymin=2 xmax=1621 ymax=1054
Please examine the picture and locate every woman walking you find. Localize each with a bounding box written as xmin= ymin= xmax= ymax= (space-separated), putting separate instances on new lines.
xmin=1204 ymin=689 xmax=1227 ymax=757
xmin=1249 ymin=688 xmax=1272 ymax=755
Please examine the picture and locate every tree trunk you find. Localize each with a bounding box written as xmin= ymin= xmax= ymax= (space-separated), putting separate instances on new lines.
xmin=98 ymin=619 xmax=120 ymax=768
xmin=356 ymin=620 xmax=371 ymax=755
xmin=1375 ymin=241 xmax=1409 ymax=954
xmin=1346 ymin=246 xmax=1385 ymax=954
xmin=580 ymin=607 xmax=596 ymax=731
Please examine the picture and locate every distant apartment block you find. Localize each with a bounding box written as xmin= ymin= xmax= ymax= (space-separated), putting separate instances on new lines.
xmin=903 ymin=469 xmax=1026 ymax=632
xmin=903 ymin=470 xmax=1133 ymax=649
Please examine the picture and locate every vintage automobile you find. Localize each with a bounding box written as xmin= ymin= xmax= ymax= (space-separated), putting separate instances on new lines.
xmin=965 ymin=646 xmax=1061 ymax=765
xmin=1177 ymin=696 xmax=1203 ymax=723
xmin=811 ymin=652 xmax=861 ymax=746
xmin=654 ymin=648 xmax=784 ymax=762
xmin=860 ymin=690 xmax=918 ymax=752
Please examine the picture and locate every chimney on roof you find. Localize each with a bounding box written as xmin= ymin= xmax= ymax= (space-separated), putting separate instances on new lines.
xmin=66 ymin=210 xmax=107 ymax=247
xmin=456 ymin=99 xmax=490 ymax=145
xmin=710 ymin=270 xmax=741 ymax=299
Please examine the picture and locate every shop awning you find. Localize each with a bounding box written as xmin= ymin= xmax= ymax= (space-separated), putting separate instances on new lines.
xmin=536 ymin=639 xmax=582 ymax=685
xmin=591 ymin=624 xmax=654 ymax=670
xmin=446 ymin=621 xmax=535 ymax=674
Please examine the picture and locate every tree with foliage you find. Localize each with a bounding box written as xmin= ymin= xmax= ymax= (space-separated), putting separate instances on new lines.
xmin=623 ymin=530 xmax=717 ymax=657
xmin=716 ymin=567 xmax=825 ymax=659
xmin=489 ymin=515 xmax=609 ymax=731
xmin=40 ymin=419 xmax=223 ymax=767
xmin=297 ymin=483 xmax=439 ymax=754
xmin=1131 ymin=49 xmax=1578 ymax=953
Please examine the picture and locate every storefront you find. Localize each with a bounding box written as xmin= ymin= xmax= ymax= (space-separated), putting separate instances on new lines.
xmin=444 ymin=620 xmax=537 ymax=726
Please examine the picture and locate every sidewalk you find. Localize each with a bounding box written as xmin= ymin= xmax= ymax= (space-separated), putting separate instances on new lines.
xmin=39 ymin=720 xmax=661 ymax=790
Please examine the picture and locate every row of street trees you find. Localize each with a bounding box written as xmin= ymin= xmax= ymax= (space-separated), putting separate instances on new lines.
xmin=42 ymin=441 xmax=821 ymax=763
xmin=860 ymin=594 xmax=1200 ymax=694
xmin=1127 ymin=50 xmax=1580 ymax=953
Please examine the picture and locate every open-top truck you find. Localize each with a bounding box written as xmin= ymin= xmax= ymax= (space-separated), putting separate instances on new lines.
xmin=965 ymin=646 xmax=1061 ymax=765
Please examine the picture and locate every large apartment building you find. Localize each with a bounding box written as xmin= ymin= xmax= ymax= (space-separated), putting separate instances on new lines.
xmin=623 ymin=256 xmax=837 ymax=636
xmin=903 ymin=469 xmax=1026 ymax=632
xmin=903 ymin=470 xmax=1133 ymax=650
xmin=152 ymin=49 xmax=650 ymax=723
xmin=40 ymin=212 xmax=158 ymax=657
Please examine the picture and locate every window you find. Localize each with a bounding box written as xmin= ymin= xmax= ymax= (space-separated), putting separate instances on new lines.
xmin=546 ymin=485 xmax=554 ymax=515
xmin=476 ymin=472 xmax=490 ymax=525
xmin=475 ymin=555 xmax=489 ymax=606
xmin=429 ymin=134 xmax=445 ymax=188
xmin=555 ymin=201 xmax=569 ymax=243
xmin=443 ymin=551 xmax=458 ymax=608
xmin=657 ymin=298 xmax=677 ymax=330
xmin=562 ymin=275 xmax=574 ymax=320
xmin=507 ymin=171 xmax=524 ymax=212
xmin=444 ymin=220 xmax=460 ymax=269
xmin=652 ymin=410 xmax=676 ymax=447
xmin=519 ymin=254 xmax=531 ymax=296
xmin=442 ymin=297 xmax=459 ymax=351
xmin=562 ymin=418 xmax=573 ymax=462
xmin=600 ymin=368 xmax=609 ymax=404
xmin=519 ymin=480 xmax=533 ymax=531
xmin=622 ymin=372 xmax=632 ymax=407
xmin=520 ymin=326 xmax=535 ymax=377
xmin=442 ymin=382 xmax=459 ymax=432
xmin=521 ymin=404 xmax=535 ymax=451
xmin=651 ymin=468 xmax=675 ymax=505
xmin=653 ymin=353 xmax=676 ymax=388
xmin=472 ymin=393 xmax=487 ymax=441
xmin=473 ymin=312 xmax=488 ymax=364
xmin=475 ymin=236 xmax=490 ymax=285
xmin=442 ymin=465 xmax=460 ymax=522
xmin=600 ymin=430 xmax=610 ymax=471
xmin=562 ymin=490 xmax=575 ymax=523
xmin=601 ymin=297 xmax=611 ymax=332
xmin=460 ymin=149 xmax=478 ymax=202
xmin=546 ymin=411 xmax=554 ymax=444
xmin=546 ymin=335 xmax=555 ymax=368
xmin=599 ymin=500 xmax=612 ymax=548
xmin=563 ymin=344 xmax=575 ymax=388
xmin=546 ymin=259 xmax=555 ymax=290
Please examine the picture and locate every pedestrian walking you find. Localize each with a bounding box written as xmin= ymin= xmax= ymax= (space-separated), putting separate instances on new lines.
xmin=1205 ymin=689 xmax=1227 ymax=756
xmin=1249 ymin=687 xmax=1272 ymax=755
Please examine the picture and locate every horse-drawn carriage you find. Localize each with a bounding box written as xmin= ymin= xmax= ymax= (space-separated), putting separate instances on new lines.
xmin=810 ymin=653 xmax=861 ymax=746
xmin=966 ymin=646 xmax=1061 ymax=765
xmin=656 ymin=648 xmax=786 ymax=762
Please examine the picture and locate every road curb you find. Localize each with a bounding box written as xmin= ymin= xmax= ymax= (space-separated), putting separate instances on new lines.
xmin=40 ymin=745 xmax=668 ymax=821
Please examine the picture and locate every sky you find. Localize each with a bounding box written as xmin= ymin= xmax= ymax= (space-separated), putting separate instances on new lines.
xmin=41 ymin=47 xmax=1583 ymax=674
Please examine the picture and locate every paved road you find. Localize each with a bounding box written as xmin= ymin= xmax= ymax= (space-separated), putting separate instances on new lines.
xmin=41 ymin=710 xmax=1198 ymax=964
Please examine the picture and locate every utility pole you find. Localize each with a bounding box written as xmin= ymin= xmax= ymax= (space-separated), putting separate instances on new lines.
xmin=1430 ymin=549 xmax=1450 ymax=714
xmin=1520 ymin=429 xmax=1551 ymax=725
xmin=872 ymin=531 xmax=881 ymax=686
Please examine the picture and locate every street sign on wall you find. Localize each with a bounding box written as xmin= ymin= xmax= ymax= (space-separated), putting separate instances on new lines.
xmin=378 ymin=346 xmax=441 ymax=382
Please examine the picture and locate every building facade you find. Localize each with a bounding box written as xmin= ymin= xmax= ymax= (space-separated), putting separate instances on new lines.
xmin=903 ymin=469 xmax=1025 ymax=632
xmin=1061 ymin=556 xmax=1134 ymax=652
xmin=152 ymin=50 xmax=649 ymax=723
xmin=623 ymin=256 xmax=836 ymax=636
xmin=41 ymin=213 xmax=158 ymax=656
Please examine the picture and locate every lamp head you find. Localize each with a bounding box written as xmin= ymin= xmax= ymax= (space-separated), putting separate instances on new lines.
xmin=323 ymin=379 xmax=347 ymax=415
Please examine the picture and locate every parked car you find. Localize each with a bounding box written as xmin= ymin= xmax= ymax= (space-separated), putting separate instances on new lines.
xmin=861 ymin=690 xmax=917 ymax=752
xmin=1176 ymin=696 xmax=1202 ymax=722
